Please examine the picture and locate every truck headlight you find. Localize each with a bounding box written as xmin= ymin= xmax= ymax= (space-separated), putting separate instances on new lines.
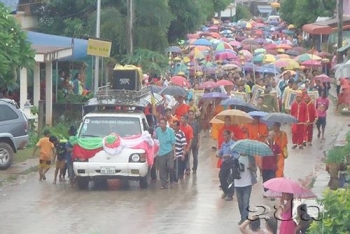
xmin=130 ymin=154 xmax=140 ymax=162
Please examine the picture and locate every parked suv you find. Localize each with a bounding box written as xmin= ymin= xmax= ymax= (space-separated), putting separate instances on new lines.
xmin=73 ymin=111 xmax=152 ymax=190
xmin=0 ymin=99 xmax=29 ymax=169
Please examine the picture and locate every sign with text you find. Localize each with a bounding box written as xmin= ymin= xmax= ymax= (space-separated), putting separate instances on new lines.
xmin=87 ymin=38 xmax=112 ymax=57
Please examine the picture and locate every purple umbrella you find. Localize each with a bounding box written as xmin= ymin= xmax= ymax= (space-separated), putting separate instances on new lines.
xmin=255 ymin=38 xmax=267 ymax=44
xmin=243 ymin=63 xmax=258 ymax=71
xmin=201 ymin=92 xmax=229 ymax=100
xmin=203 ymin=67 xmax=217 ymax=75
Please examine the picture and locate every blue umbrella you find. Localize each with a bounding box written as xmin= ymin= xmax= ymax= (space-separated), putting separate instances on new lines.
xmin=256 ymin=67 xmax=280 ymax=74
xmin=243 ymin=63 xmax=258 ymax=71
xmin=193 ymin=38 xmax=212 ymax=46
xmin=248 ymin=111 xmax=268 ymax=118
xmin=220 ymin=98 xmax=245 ymax=106
xmin=201 ymin=92 xmax=229 ymax=100
xmin=262 ymin=113 xmax=298 ymax=124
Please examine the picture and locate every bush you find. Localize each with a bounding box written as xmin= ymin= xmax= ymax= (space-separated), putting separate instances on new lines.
xmin=308 ymin=189 xmax=350 ymax=233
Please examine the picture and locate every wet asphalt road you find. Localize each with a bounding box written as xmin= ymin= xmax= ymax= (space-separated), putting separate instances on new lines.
xmin=0 ymin=101 xmax=347 ymax=234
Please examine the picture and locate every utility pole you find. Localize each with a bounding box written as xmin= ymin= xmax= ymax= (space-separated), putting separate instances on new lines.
xmin=127 ymin=0 xmax=134 ymax=55
xmin=94 ymin=0 xmax=101 ymax=93
xmin=337 ymin=0 xmax=344 ymax=63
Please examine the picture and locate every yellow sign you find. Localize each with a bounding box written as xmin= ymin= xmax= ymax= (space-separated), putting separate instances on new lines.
xmin=87 ymin=38 xmax=112 ymax=57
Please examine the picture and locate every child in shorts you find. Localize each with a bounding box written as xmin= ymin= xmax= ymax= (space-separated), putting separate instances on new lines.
xmin=52 ymin=137 xmax=67 ymax=184
xmin=32 ymin=130 xmax=56 ymax=181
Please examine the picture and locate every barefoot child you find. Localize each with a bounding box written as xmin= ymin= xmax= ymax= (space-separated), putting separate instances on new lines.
xmin=52 ymin=137 xmax=68 ymax=184
xmin=32 ymin=130 xmax=55 ymax=181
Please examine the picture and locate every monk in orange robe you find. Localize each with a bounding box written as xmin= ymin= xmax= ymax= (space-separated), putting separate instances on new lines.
xmin=211 ymin=104 xmax=224 ymax=141
xmin=273 ymin=122 xmax=288 ymax=177
xmin=304 ymin=95 xmax=317 ymax=145
xmin=243 ymin=117 xmax=268 ymax=142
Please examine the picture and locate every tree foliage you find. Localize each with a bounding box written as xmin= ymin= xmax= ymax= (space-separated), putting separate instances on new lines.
xmin=280 ymin=0 xmax=336 ymax=27
xmin=234 ymin=4 xmax=253 ymax=22
xmin=0 ymin=3 xmax=35 ymax=87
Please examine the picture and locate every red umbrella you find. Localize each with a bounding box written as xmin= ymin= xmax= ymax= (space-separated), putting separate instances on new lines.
xmin=316 ymin=51 xmax=332 ymax=57
xmin=200 ymin=81 xmax=219 ymax=89
xmin=216 ymin=79 xmax=234 ymax=86
xmin=277 ymin=44 xmax=292 ymax=50
xmin=315 ymin=74 xmax=331 ymax=83
xmin=264 ymin=44 xmax=277 ymax=50
xmin=170 ymin=76 xmax=191 ymax=87
xmin=301 ymin=60 xmax=322 ymax=67
xmin=229 ymin=40 xmax=241 ymax=47
xmin=263 ymin=177 xmax=316 ymax=199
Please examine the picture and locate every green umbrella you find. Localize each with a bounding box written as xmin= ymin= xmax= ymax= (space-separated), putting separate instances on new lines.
xmin=230 ymin=139 xmax=273 ymax=157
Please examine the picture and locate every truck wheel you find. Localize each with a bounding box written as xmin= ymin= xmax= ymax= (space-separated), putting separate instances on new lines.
xmin=76 ymin=177 xmax=89 ymax=190
xmin=0 ymin=142 xmax=14 ymax=170
xmin=139 ymin=169 xmax=150 ymax=189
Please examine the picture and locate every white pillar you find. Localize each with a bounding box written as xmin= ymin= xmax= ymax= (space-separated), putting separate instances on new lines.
xmin=33 ymin=63 xmax=40 ymax=107
xmin=20 ymin=68 xmax=27 ymax=110
xmin=45 ymin=62 xmax=52 ymax=126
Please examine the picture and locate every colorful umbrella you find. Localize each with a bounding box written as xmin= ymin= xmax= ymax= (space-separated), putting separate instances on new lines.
xmin=285 ymin=50 xmax=299 ymax=57
xmin=215 ymin=52 xmax=237 ymax=60
xmin=262 ymin=113 xmax=297 ymax=124
xmin=263 ymin=177 xmax=316 ymax=199
xmin=241 ymin=38 xmax=259 ymax=46
xmin=217 ymin=79 xmax=234 ymax=86
xmin=214 ymin=42 xmax=234 ymax=51
xmin=199 ymin=81 xmax=219 ymax=89
xmin=222 ymin=64 xmax=241 ymax=71
xmin=263 ymin=54 xmax=276 ymax=63
xmin=230 ymin=139 xmax=273 ymax=157
xmin=141 ymin=93 xmax=163 ymax=105
xmin=277 ymin=44 xmax=292 ymax=50
xmin=229 ymin=40 xmax=242 ymax=47
xmin=254 ymin=48 xmax=266 ymax=55
xmin=166 ymin=46 xmax=182 ymax=53
xmin=315 ymin=74 xmax=331 ymax=83
xmin=301 ymin=60 xmax=322 ymax=67
xmin=264 ymin=44 xmax=277 ymax=50
xmin=274 ymin=58 xmax=300 ymax=69
xmin=295 ymin=53 xmax=322 ymax=63
xmin=276 ymin=54 xmax=290 ymax=59
xmin=213 ymin=109 xmax=254 ymax=124
xmin=220 ymin=98 xmax=245 ymax=106
xmin=170 ymin=76 xmax=191 ymax=87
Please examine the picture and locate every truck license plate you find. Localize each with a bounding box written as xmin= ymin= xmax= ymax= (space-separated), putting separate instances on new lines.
xmin=100 ymin=167 xmax=116 ymax=174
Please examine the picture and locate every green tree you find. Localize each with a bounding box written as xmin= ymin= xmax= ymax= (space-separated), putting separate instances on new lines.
xmin=213 ymin=0 xmax=232 ymax=14
xmin=0 ymin=4 xmax=35 ymax=88
xmin=279 ymin=0 xmax=296 ymax=24
xmin=234 ymin=4 xmax=252 ymax=22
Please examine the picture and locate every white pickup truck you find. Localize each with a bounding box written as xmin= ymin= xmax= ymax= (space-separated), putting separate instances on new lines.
xmin=73 ymin=111 xmax=153 ymax=190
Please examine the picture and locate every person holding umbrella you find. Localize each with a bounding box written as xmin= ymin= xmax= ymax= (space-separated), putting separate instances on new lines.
xmin=216 ymin=129 xmax=238 ymax=201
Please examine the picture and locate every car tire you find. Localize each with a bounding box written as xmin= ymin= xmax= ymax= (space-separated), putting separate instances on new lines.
xmin=76 ymin=177 xmax=89 ymax=190
xmin=0 ymin=142 xmax=14 ymax=170
xmin=139 ymin=169 xmax=150 ymax=189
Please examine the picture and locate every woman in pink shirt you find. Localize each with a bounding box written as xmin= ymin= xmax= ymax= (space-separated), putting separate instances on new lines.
xmin=315 ymin=91 xmax=329 ymax=140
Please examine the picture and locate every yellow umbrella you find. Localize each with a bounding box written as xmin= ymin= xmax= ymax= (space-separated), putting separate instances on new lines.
xmin=263 ymin=54 xmax=276 ymax=63
xmin=276 ymin=54 xmax=290 ymax=59
xmin=288 ymin=24 xmax=295 ymax=30
xmin=271 ymin=2 xmax=280 ymax=8
xmin=246 ymin=22 xmax=252 ymax=29
xmin=277 ymin=48 xmax=285 ymax=53
xmin=183 ymin=56 xmax=191 ymax=63
xmin=213 ymin=109 xmax=254 ymax=125
xmin=209 ymin=118 xmax=224 ymax=124
xmin=274 ymin=58 xmax=301 ymax=70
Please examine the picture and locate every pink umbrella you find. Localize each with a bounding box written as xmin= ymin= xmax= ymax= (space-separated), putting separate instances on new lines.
xmin=265 ymin=44 xmax=277 ymax=50
xmin=263 ymin=177 xmax=316 ymax=199
xmin=315 ymin=74 xmax=331 ymax=83
xmin=301 ymin=60 xmax=322 ymax=67
xmin=200 ymin=81 xmax=219 ymax=89
xmin=170 ymin=76 xmax=191 ymax=88
xmin=215 ymin=52 xmax=237 ymax=60
xmin=216 ymin=79 xmax=234 ymax=86
xmin=229 ymin=41 xmax=241 ymax=47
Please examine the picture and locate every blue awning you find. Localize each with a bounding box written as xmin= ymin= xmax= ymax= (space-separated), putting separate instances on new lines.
xmin=257 ymin=6 xmax=272 ymax=14
xmin=0 ymin=0 xmax=19 ymax=13
xmin=27 ymin=31 xmax=88 ymax=61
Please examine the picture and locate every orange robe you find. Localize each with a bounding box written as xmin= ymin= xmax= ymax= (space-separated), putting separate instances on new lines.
xmin=211 ymin=105 xmax=224 ymax=140
xmin=274 ymin=130 xmax=288 ymax=177
xmin=243 ymin=122 xmax=268 ymax=142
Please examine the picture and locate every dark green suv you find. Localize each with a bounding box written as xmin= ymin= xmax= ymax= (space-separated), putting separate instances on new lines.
xmin=0 ymin=99 xmax=29 ymax=169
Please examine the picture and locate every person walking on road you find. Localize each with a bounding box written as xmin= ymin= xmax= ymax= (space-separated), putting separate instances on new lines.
xmin=180 ymin=115 xmax=193 ymax=175
xmin=290 ymin=93 xmax=307 ymax=149
xmin=315 ymin=91 xmax=329 ymax=140
xmin=155 ymin=118 xmax=176 ymax=189
xmin=32 ymin=129 xmax=56 ymax=181
xmin=217 ymin=129 xmax=237 ymax=201
xmin=304 ymin=95 xmax=317 ymax=146
xmin=273 ymin=122 xmax=288 ymax=178
xmin=188 ymin=110 xmax=201 ymax=174
xmin=172 ymin=120 xmax=187 ymax=182
xmin=261 ymin=131 xmax=280 ymax=197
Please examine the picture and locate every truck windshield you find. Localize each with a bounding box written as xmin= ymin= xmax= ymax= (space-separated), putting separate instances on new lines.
xmin=79 ymin=116 xmax=142 ymax=138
